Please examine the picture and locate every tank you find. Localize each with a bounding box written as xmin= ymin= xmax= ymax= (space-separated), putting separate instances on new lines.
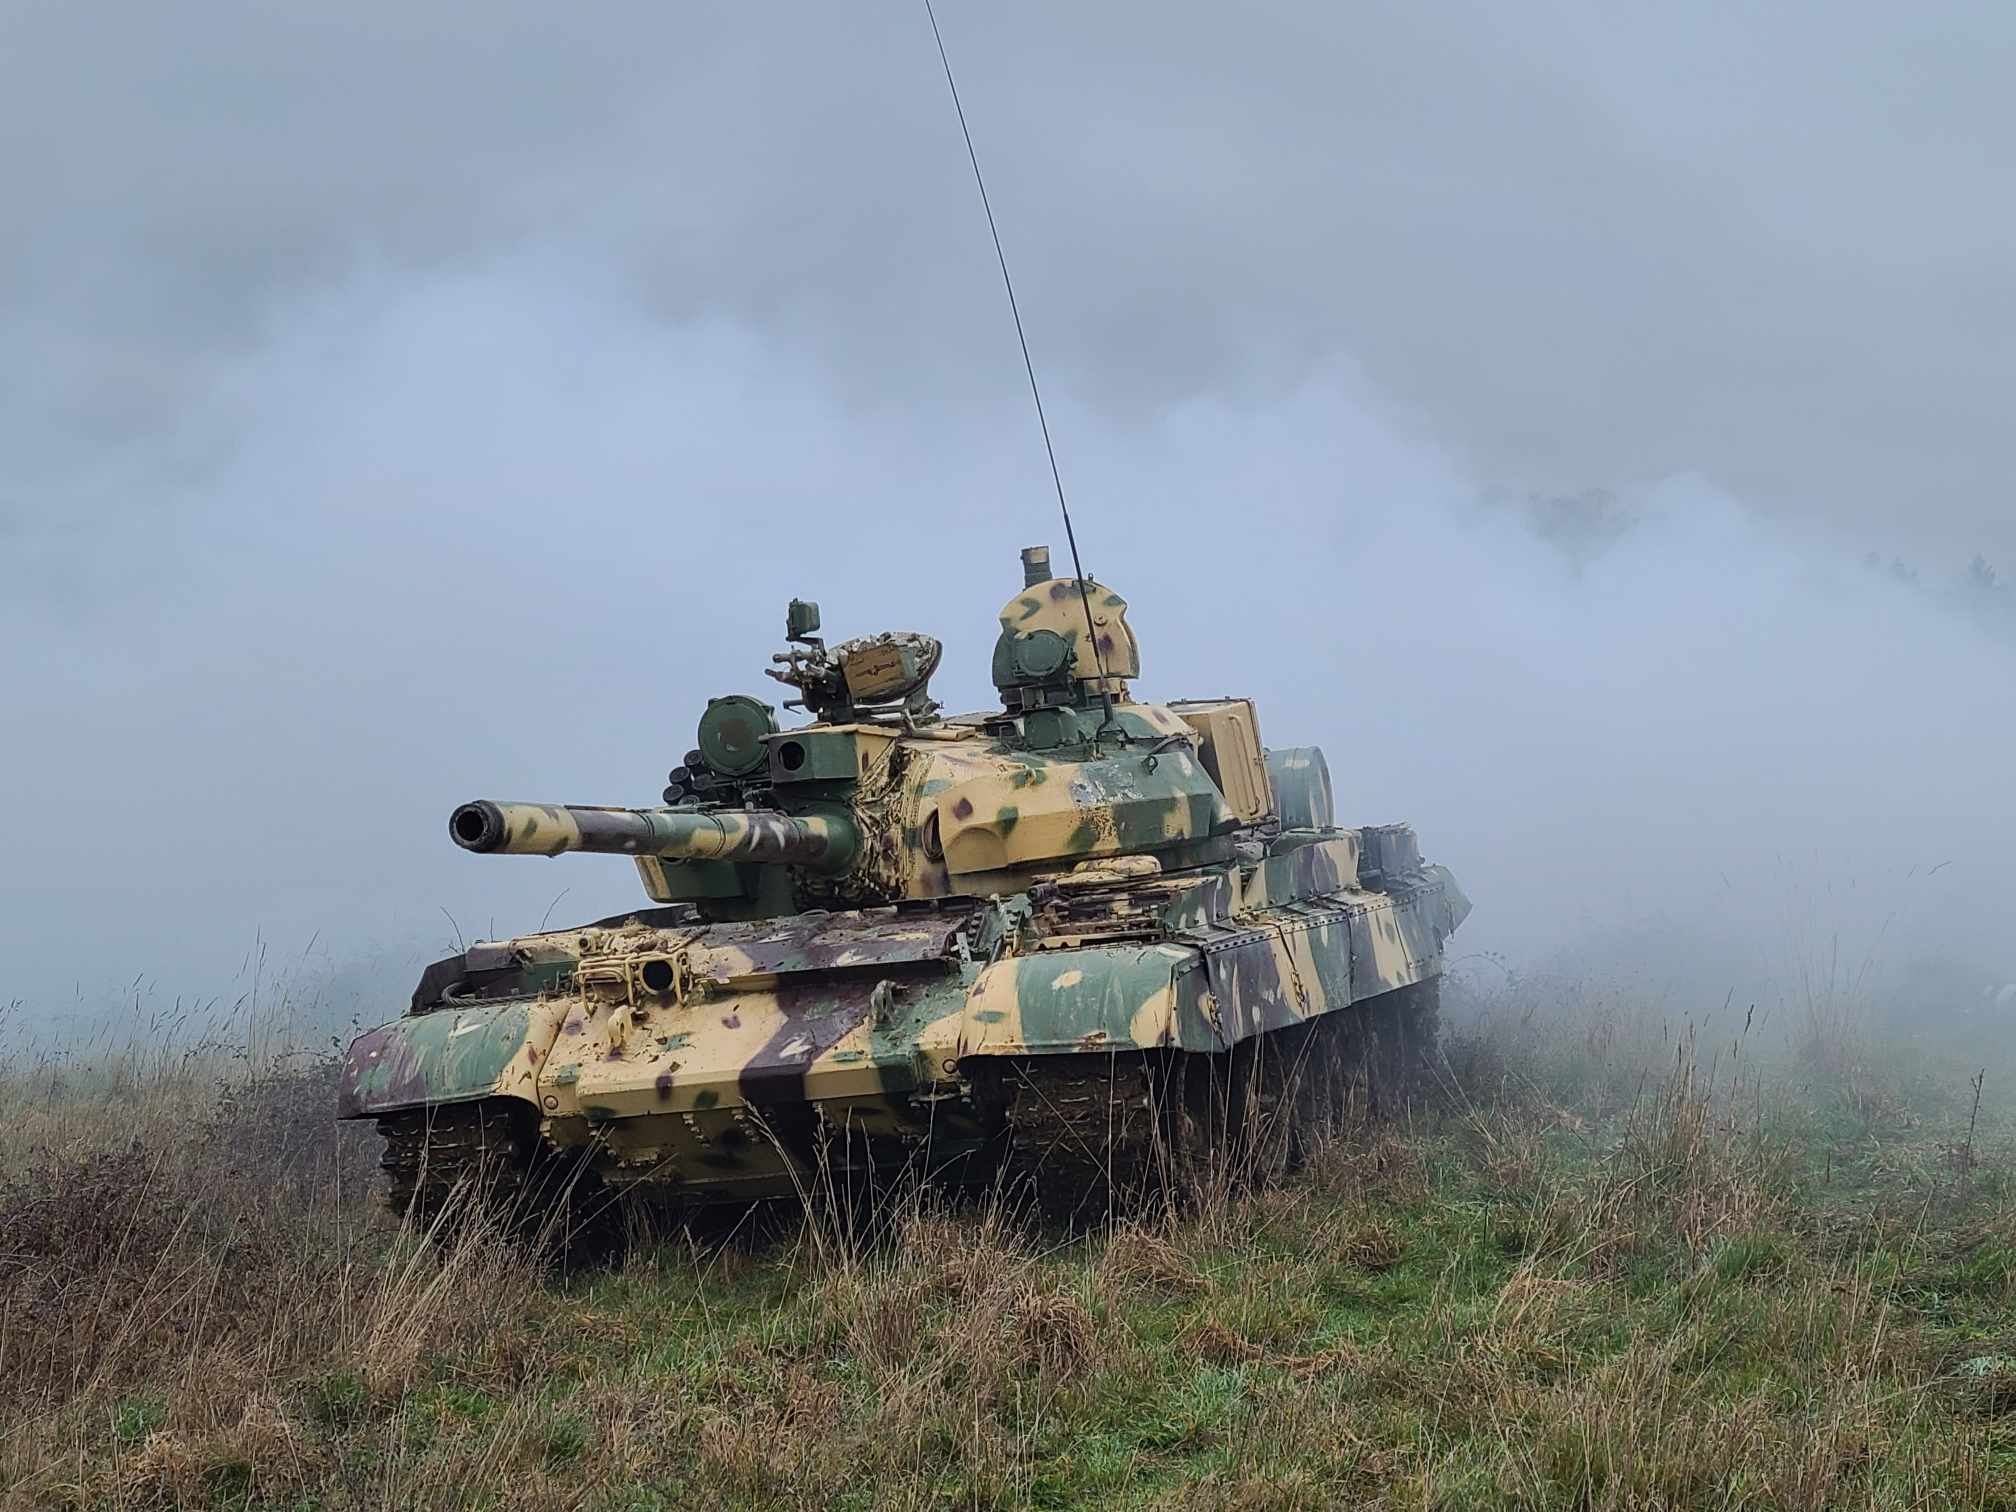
xmin=337 ymin=546 xmax=1470 ymax=1225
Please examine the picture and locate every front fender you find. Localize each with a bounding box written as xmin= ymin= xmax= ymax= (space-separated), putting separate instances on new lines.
xmin=336 ymin=997 xmax=566 ymax=1119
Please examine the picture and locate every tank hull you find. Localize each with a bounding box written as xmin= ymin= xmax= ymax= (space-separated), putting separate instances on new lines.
xmin=340 ymin=827 xmax=1468 ymax=1216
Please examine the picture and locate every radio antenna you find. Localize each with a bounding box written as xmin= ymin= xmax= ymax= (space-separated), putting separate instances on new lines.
xmin=924 ymin=0 xmax=1118 ymax=735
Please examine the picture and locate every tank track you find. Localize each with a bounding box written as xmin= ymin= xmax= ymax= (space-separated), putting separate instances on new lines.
xmin=993 ymin=975 xmax=1441 ymax=1222
xmin=995 ymin=1053 xmax=1166 ymax=1222
xmin=374 ymin=978 xmax=1443 ymax=1234
xmin=377 ymin=1102 xmax=532 ymax=1227
xmin=377 ymin=1102 xmax=606 ymax=1244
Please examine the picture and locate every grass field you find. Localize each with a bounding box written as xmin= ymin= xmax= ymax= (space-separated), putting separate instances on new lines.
xmin=2 ymin=971 xmax=2013 ymax=1510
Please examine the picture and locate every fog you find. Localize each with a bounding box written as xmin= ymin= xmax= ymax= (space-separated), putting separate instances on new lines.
xmin=4 ymin=2 xmax=2012 ymax=1033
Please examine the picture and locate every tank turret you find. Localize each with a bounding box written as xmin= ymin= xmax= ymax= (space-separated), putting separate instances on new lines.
xmin=441 ymin=554 xmax=1242 ymax=913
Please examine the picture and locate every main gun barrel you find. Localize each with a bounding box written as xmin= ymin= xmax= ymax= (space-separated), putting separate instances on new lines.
xmin=450 ymin=800 xmax=857 ymax=872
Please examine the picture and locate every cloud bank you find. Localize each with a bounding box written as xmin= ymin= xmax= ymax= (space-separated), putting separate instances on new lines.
xmin=3 ymin=3 xmax=2010 ymax=1023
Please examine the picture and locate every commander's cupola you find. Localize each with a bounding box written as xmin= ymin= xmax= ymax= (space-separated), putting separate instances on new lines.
xmin=991 ymin=545 xmax=1141 ymax=720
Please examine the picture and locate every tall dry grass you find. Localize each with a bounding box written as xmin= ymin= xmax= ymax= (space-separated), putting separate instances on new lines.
xmin=0 ymin=1047 xmax=552 ymax=1505
xmin=1 ymin=960 xmax=2011 ymax=1508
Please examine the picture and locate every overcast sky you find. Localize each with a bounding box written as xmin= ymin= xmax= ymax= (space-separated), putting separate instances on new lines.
xmin=3 ymin=2 xmax=2011 ymax=1030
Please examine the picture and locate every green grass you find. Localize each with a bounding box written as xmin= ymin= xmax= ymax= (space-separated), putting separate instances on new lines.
xmin=4 ymin=981 xmax=2016 ymax=1508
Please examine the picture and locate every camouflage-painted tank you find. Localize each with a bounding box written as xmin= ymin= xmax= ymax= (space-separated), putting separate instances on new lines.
xmin=337 ymin=546 xmax=1469 ymax=1223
